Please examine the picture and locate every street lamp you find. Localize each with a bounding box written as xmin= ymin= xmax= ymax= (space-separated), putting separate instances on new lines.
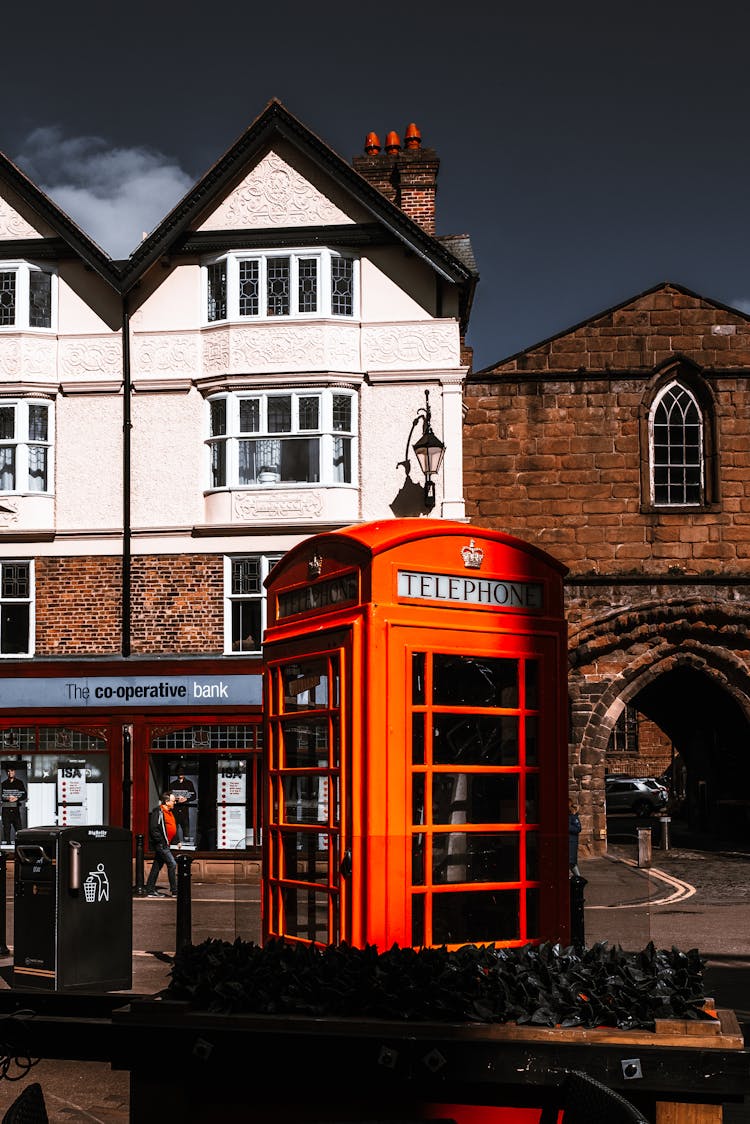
xmin=397 ymin=389 xmax=446 ymax=510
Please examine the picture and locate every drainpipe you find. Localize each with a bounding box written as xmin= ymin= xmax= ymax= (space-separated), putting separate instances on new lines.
xmin=122 ymin=300 xmax=132 ymax=657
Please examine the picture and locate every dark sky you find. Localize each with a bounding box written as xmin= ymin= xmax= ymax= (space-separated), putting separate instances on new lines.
xmin=3 ymin=2 xmax=750 ymax=372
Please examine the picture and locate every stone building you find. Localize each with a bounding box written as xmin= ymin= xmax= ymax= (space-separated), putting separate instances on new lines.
xmin=464 ymin=281 xmax=750 ymax=852
xmin=0 ymin=100 xmax=476 ymax=865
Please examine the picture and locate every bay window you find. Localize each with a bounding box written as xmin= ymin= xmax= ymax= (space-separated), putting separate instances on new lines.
xmin=0 ymin=264 xmax=54 ymax=330
xmin=0 ymin=400 xmax=52 ymax=493
xmin=208 ymin=389 xmax=356 ymax=488
xmin=205 ymin=250 xmax=356 ymax=322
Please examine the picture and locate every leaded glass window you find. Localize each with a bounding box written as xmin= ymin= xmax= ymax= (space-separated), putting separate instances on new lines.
xmin=238 ymin=260 xmax=259 ymax=317
xmin=0 ymin=561 xmax=32 ymax=655
xmin=651 ymin=382 xmax=704 ymax=506
xmin=0 ymin=266 xmax=54 ymax=329
xmin=204 ymin=251 xmax=356 ymax=321
xmin=331 ymin=257 xmax=354 ymax=315
xmin=267 ymin=257 xmax=290 ymax=317
xmin=226 ymin=554 xmax=283 ymax=653
xmin=207 ymin=261 xmax=227 ymax=322
xmin=28 ymin=272 xmax=51 ymax=328
xmin=0 ymin=401 xmax=51 ymax=493
xmin=0 ymin=274 xmax=16 ymax=326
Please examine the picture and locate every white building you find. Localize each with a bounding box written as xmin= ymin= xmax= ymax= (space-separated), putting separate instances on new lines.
xmin=0 ymin=100 xmax=477 ymax=864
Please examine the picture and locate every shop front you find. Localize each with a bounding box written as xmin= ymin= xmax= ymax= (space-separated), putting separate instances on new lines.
xmin=0 ymin=659 xmax=263 ymax=866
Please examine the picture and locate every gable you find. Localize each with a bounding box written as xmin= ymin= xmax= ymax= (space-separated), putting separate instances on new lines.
xmin=0 ymin=188 xmax=54 ymax=242
xmin=480 ymin=283 xmax=750 ymax=376
xmin=197 ymin=145 xmax=369 ymax=232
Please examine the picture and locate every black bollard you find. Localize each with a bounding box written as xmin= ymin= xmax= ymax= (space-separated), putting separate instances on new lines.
xmin=175 ymin=852 xmax=193 ymax=955
xmin=0 ymin=854 xmax=8 ymax=957
xmin=133 ymin=833 xmax=145 ymax=896
xmin=570 ymin=874 xmax=587 ymax=949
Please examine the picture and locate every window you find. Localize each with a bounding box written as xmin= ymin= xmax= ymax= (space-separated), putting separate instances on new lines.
xmin=0 ymin=401 xmax=52 ymax=493
xmin=0 ymin=561 xmax=33 ymax=656
xmin=0 ymin=264 xmax=54 ymax=329
xmin=650 ymin=381 xmax=703 ymax=506
xmin=608 ymin=705 xmax=639 ymax=756
xmin=225 ymin=554 xmax=283 ymax=654
xmin=208 ymin=390 xmax=356 ymax=488
xmin=205 ymin=250 xmax=356 ymax=323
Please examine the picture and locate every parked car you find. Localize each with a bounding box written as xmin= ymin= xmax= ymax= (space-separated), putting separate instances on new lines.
xmin=605 ymin=776 xmax=669 ymax=816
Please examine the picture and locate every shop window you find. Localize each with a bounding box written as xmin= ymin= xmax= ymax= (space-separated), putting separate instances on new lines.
xmin=208 ymin=389 xmax=356 ymax=489
xmin=0 ymin=561 xmax=33 ymax=656
xmin=0 ymin=724 xmax=110 ymax=847
xmin=225 ymin=553 xmax=283 ymax=654
xmin=649 ymin=381 xmax=704 ymax=506
xmin=148 ymin=723 xmax=263 ymax=852
xmin=0 ymin=400 xmax=52 ymax=494
xmin=0 ymin=264 xmax=55 ymax=330
xmin=204 ymin=250 xmax=357 ymax=323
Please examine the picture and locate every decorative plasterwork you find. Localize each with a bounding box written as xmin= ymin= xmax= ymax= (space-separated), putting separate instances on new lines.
xmin=233 ymin=490 xmax=324 ymax=522
xmin=132 ymin=333 xmax=200 ymax=377
xmin=202 ymin=323 xmax=360 ymax=374
xmin=0 ymin=336 xmax=57 ymax=379
xmin=362 ymin=322 xmax=459 ymax=370
xmin=0 ymin=499 xmax=19 ymax=527
xmin=0 ymin=199 xmax=40 ymax=239
xmin=199 ymin=151 xmax=351 ymax=230
xmin=59 ymin=337 xmax=122 ymax=380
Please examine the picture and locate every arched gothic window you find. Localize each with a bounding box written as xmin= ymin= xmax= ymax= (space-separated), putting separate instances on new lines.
xmin=649 ymin=381 xmax=704 ymax=506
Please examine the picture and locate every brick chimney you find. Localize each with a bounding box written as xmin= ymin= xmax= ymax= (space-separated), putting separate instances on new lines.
xmin=352 ymin=123 xmax=439 ymax=237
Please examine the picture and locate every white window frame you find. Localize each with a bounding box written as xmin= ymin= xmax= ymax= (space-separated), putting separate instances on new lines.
xmin=203 ymin=249 xmax=358 ymax=324
xmin=207 ymin=388 xmax=357 ymax=490
xmin=649 ymin=380 xmax=704 ymax=507
xmin=0 ymin=399 xmax=54 ymax=495
xmin=224 ymin=554 xmax=283 ymax=655
xmin=0 ymin=263 xmax=57 ymax=331
xmin=0 ymin=560 xmax=34 ymax=657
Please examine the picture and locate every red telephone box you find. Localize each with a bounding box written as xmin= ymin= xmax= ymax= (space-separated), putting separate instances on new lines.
xmin=262 ymin=519 xmax=569 ymax=951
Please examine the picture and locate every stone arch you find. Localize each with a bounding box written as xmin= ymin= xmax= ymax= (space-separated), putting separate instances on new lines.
xmin=567 ymin=590 xmax=750 ymax=851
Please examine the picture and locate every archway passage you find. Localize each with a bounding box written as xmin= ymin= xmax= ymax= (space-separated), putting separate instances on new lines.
xmin=630 ymin=667 xmax=750 ymax=848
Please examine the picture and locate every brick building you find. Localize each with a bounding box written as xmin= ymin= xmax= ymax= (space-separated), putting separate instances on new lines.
xmin=0 ymin=100 xmax=476 ymax=865
xmin=464 ymin=282 xmax=750 ymax=853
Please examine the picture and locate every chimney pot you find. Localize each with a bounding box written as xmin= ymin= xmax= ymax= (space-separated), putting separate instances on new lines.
xmin=404 ymin=123 xmax=421 ymax=150
xmin=364 ymin=131 xmax=381 ymax=155
xmin=385 ymin=130 xmax=401 ymax=154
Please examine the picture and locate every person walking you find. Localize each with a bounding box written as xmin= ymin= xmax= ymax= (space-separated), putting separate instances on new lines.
xmin=145 ymin=791 xmax=178 ymax=897
xmin=568 ymin=800 xmax=582 ymax=877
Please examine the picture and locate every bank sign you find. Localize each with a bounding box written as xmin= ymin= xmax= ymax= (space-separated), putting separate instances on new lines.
xmin=0 ymin=674 xmax=262 ymax=709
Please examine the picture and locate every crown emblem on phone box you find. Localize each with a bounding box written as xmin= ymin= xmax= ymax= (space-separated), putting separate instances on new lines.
xmin=461 ymin=540 xmax=484 ymax=570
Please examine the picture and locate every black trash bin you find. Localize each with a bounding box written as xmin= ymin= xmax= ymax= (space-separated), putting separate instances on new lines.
xmin=13 ymin=825 xmax=132 ymax=991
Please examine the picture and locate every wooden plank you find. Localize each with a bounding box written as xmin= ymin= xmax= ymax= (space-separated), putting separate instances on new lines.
xmin=118 ymin=1001 xmax=745 ymax=1050
xmin=656 ymin=1102 xmax=722 ymax=1124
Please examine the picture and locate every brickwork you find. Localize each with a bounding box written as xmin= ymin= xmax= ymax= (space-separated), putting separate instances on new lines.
xmin=465 ymin=285 xmax=750 ymax=576
xmin=353 ymin=144 xmax=439 ymax=236
xmin=34 ymin=554 xmax=224 ymax=657
xmin=130 ymin=555 xmax=224 ymax=655
xmin=464 ymin=283 xmax=750 ymax=854
xmin=36 ymin=556 xmax=122 ymax=655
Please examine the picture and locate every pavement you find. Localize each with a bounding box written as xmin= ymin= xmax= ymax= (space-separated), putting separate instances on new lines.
xmin=0 ymin=842 xmax=749 ymax=1121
